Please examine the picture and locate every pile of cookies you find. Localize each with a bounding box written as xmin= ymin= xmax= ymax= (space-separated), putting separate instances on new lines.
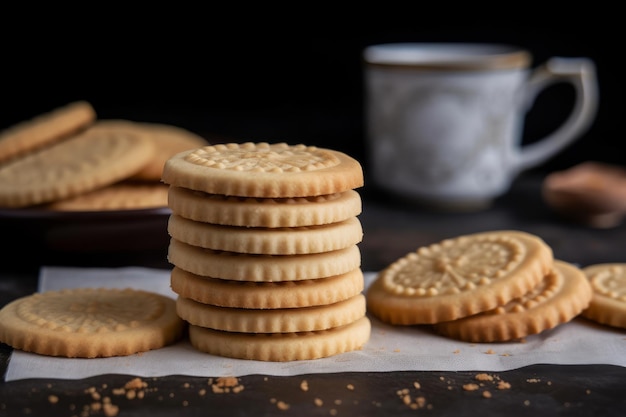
xmin=161 ymin=142 xmax=371 ymax=361
xmin=0 ymin=101 xmax=207 ymax=211
xmin=366 ymin=230 xmax=595 ymax=342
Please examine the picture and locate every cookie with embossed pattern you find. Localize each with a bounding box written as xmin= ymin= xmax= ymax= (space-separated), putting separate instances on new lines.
xmin=0 ymin=101 xmax=96 ymax=164
xmin=161 ymin=142 xmax=364 ymax=198
xmin=0 ymin=288 xmax=185 ymax=358
xmin=433 ymin=260 xmax=592 ymax=342
xmin=0 ymin=127 xmax=155 ymax=208
xmin=366 ymin=230 xmax=554 ymax=325
xmin=581 ymin=263 xmax=626 ymax=329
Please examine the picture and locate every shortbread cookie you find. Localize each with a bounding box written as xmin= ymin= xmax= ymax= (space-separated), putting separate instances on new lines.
xmin=366 ymin=230 xmax=553 ymax=325
xmin=90 ymin=119 xmax=208 ymax=181
xmin=0 ymin=101 xmax=96 ymax=164
xmin=433 ymin=260 xmax=592 ymax=342
xmin=161 ymin=142 xmax=364 ymax=198
xmin=0 ymin=127 xmax=155 ymax=208
xmin=581 ymin=263 xmax=626 ymax=329
xmin=0 ymin=288 xmax=185 ymax=358
xmin=170 ymin=267 xmax=364 ymax=309
xmin=177 ymin=294 xmax=366 ymax=333
xmin=168 ymin=214 xmax=362 ymax=255
xmin=44 ymin=182 xmax=169 ymax=211
xmin=168 ymin=238 xmax=361 ymax=281
xmin=168 ymin=186 xmax=362 ymax=227
xmin=188 ymin=315 xmax=371 ymax=361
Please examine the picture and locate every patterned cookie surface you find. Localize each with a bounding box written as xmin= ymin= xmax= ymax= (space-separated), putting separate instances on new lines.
xmin=167 ymin=187 xmax=362 ymax=227
xmin=170 ymin=267 xmax=364 ymax=309
xmin=161 ymin=142 xmax=364 ymax=198
xmin=433 ymin=260 xmax=592 ymax=342
xmin=90 ymin=119 xmax=208 ymax=181
xmin=366 ymin=230 xmax=554 ymax=325
xmin=168 ymin=239 xmax=361 ymax=282
xmin=188 ymin=316 xmax=371 ymax=362
xmin=167 ymin=214 xmax=363 ymax=255
xmin=581 ymin=263 xmax=626 ymax=329
xmin=0 ymin=127 xmax=155 ymax=208
xmin=0 ymin=101 xmax=96 ymax=164
xmin=177 ymin=294 xmax=366 ymax=333
xmin=0 ymin=288 xmax=185 ymax=358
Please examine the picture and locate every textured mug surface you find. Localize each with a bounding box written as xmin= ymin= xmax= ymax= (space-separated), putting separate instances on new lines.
xmin=364 ymin=43 xmax=598 ymax=210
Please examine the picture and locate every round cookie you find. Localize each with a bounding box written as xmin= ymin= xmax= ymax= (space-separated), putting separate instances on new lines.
xmin=167 ymin=186 xmax=362 ymax=227
xmin=90 ymin=119 xmax=208 ymax=181
xmin=0 ymin=288 xmax=185 ymax=358
xmin=187 ymin=316 xmax=371 ymax=362
xmin=0 ymin=127 xmax=155 ymax=208
xmin=167 ymin=239 xmax=362 ymax=282
xmin=170 ymin=267 xmax=365 ymax=309
xmin=366 ymin=230 xmax=554 ymax=325
xmin=433 ymin=260 xmax=592 ymax=342
xmin=167 ymin=214 xmax=363 ymax=255
xmin=0 ymin=101 xmax=96 ymax=164
xmin=161 ymin=142 xmax=364 ymax=198
xmin=581 ymin=263 xmax=626 ymax=329
xmin=45 ymin=182 xmax=169 ymax=211
xmin=176 ymin=294 xmax=366 ymax=333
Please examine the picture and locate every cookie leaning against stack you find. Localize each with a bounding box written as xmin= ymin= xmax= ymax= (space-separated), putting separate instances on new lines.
xmin=162 ymin=142 xmax=371 ymax=361
xmin=366 ymin=230 xmax=593 ymax=342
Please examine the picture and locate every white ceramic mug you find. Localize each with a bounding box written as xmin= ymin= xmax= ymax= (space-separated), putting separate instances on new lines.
xmin=363 ymin=43 xmax=598 ymax=210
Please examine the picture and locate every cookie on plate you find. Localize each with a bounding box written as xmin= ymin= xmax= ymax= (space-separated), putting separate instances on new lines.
xmin=90 ymin=119 xmax=208 ymax=181
xmin=581 ymin=263 xmax=626 ymax=329
xmin=0 ymin=126 xmax=155 ymax=208
xmin=0 ymin=288 xmax=185 ymax=358
xmin=0 ymin=101 xmax=96 ymax=164
xmin=366 ymin=230 xmax=554 ymax=325
xmin=433 ymin=260 xmax=592 ymax=342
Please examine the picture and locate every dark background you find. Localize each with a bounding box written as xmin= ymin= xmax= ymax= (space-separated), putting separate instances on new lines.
xmin=2 ymin=16 xmax=623 ymax=179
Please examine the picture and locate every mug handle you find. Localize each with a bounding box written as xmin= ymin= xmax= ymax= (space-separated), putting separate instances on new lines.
xmin=515 ymin=57 xmax=599 ymax=172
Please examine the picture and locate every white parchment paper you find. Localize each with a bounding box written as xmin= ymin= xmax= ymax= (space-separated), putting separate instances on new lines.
xmin=5 ymin=266 xmax=626 ymax=381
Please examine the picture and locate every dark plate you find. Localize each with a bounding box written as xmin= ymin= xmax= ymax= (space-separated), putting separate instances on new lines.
xmin=0 ymin=206 xmax=172 ymax=269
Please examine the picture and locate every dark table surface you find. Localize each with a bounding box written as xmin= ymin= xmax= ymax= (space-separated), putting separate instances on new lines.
xmin=1 ymin=173 xmax=625 ymax=416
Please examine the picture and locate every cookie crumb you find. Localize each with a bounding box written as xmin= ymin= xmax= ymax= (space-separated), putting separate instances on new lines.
xmin=475 ymin=373 xmax=493 ymax=381
xmin=300 ymin=380 xmax=309 ymax=392
xmin=314 ymin=398 xmax=324 ymax=407
xmin=482 ymin=391 xmax=492 ymax=398
xmin=463 ymin=383 xmax=480 ymax=391
xmin=47 ymin=395 xmax=58 ymax=404
xmin=276 ymin=400 xmax=290 ymax=410
xmin=484 ymin=349 xmax=496 ymax=354
xmin=497 ymin=381 xmax=511 ymax=390
xmin=346 ymin=383 xmax=355 ymax=391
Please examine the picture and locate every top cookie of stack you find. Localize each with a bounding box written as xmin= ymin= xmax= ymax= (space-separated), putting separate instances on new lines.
xmin=162 ymin=142 xmax=371 ymax=361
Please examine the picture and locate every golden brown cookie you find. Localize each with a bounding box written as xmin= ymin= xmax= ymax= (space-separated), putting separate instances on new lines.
xmin=167 ymin=186 xmax=362 ymax=227
xmin=90 ymin=119 xmax=208 ymax=181
xmin=44 ymin=182 xmax=169 ymax=211
xmin=176 ymin=294 xmax=366 ymax=333
xmin=581 ymin=263 xmax=626 ymax=329
xmin=0 ymin=127 xmax=155 ymax=208
xmin=161 ymin=142 xmax=364 ymax=198
xmin=187 ymin=316 xmax=371 ymax=362
xmin=167 ymin=238 xmax=362 ymax=282
xmin=0 ymin=101 xmax=96 ymax=164
xmin=0 ymin=288 xmax=185 ymax=358
xmin=366 ymin=230 xmax=554 ymax=325
xmin=433 ymin=260 xmax=592 ymax=342
xmin=167 ymin=214 xmax=362 ymax=255
xmin=170 ymin=267 xmax=364 ymax=309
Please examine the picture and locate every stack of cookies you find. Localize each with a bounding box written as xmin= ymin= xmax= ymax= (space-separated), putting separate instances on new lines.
xmin=161 ymin=142 xmax=371 ymax=361
xmin=367 ymin=230 xmax=594 ymax=342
